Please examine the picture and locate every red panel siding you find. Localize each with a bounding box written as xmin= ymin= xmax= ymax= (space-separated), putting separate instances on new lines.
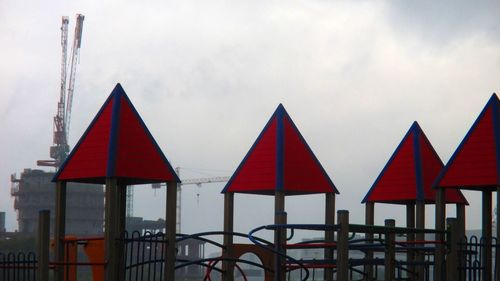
xmin=226 ymin=119 xmax=277 ymax=193
xmin=283 ymin=116 xmax=335 ymax=194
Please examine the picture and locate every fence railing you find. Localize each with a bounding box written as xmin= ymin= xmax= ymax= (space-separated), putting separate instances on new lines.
xmin=123 ymin=231 xmax=166 ymax=281
xmin=458 ymin=235 xmax=499 ymax=281
xmin=0 ymin=252 xmax=38 ymax=281
xmin=13 ymin=209 xmax=500 ymax=281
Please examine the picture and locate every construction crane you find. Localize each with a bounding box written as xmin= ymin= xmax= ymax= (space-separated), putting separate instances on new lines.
xmin=38 ymin=14 xmax=84 ymax=168
xmin=131 ymin=168 xmax=230 ymax=233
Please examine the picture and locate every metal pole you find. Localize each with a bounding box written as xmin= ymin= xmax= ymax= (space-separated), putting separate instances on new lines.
xmin=222 ymin=192 xmax=234 ymax=281
xmin=337 ymin=210 xmax=349 ymax=281
xmin=54 ymin=181 xmax=67 ymax=281
xmin=37 ymin=210 xmax=50 ymax=281
xmin=324 ymin=193 xmax=335 ymax=281
xmin=165 ymin=181 xmax=177 ymax=281
xmin=364 ymin=202 xmax=374 ymax=281
xmin=384 ymin=219 xmax=396 ymax=281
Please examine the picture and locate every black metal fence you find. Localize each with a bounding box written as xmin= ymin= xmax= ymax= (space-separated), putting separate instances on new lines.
xmin=0 ymin=252 xmax=37 ymax=281
xmin=5 ymin=230 xmax=500 ymax=281
xmin=123 ymin=231 xmax=166 ymax=281
xmin=458 ymin=236 xmax=498 ymax=281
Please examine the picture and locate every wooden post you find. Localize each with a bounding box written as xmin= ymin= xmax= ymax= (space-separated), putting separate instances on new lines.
xmin=324 ymin=193 xmax=335 ymax=281
xmin=415 ymin=200 xmax=425 ymax=281
xmin=222 ymin=192 xmax=234 ymax=281
xmin=482 ymin=190 xmax=492 ymax=281
xmin=435 ymin=188 xmax=445 ymax=281
xmin=37 ymin=210 xmax=50 ymax=281
xmin=456 ymin=203 xmax=466 ymax=241
xmin=456 ymin=203 xmax=466 ymax=281
xmin=416 ymin=200 xmax=425 ymax=231
xmin=384 ymin=219 xmax=395 ymax=281
xmin=406 ymin=203 xmax=415 ymax=281
xmin=115 ymin=183 xmax=127 ymax=281
xmin=105 ymin=178 xmax=118 ymax=281
xmin=337 ymin=210 xmax=349 ymax=281
xmin=54 ymin=181 xmax=67 ymax=281
xmin=165 ymin=181 xmax=178 ymax=281
xmin=364 ymin=202 xmax=374 ymax=281
xmin=446 ymin=218 xmax=458 ymax=281
xmin=274 ymin=191 xmax=285 ymax=281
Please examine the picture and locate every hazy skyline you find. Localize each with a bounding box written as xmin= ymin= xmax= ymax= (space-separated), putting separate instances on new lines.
xmin=1 ymin=0 xmax=499 ymax=237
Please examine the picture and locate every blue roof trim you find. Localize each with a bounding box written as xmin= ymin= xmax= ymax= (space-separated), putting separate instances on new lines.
xmin=433 ymin=94 xmax=499 ymax=188
xmin=221 ymin=106 xmax=279 ymax=193
xmin=106 ymin=84 xmax=123 ymax=177
xmin=419 ymin=122 xmax=469 ymax=205
xmin=282 ymin=106 xmax=339 ymax=194
xmin=52 ymin=85 xmax=118 ymax=182
xmin=276 ymin=104 xmax=285 ymax=191
xmin=492 ymin=94 xmax=500 ymax=186
xmin=361 ymin=123 xmax=415 ymax=203
xmin=413 ymin=122 xmax=425 ymax=201
xmin=120 ymin=88 xmax=181 ymax=183
xmin=418 ymin=124 xmax=469 ymax=205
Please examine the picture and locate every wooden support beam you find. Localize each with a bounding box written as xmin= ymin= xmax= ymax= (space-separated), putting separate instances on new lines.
xmin=446 ymin=218 xmax=458 ymax=281
xmin=406 ymin=203 xmax=415 ymax=281
xmin=117 ymin=184 xmax=126 ymax=235
xmin=337 ymin=210 xmax=349 ymax=281
xmin=274 ymin=191 xmax=285 ymax=281
xmin=54 ymin=181 xmax=67 ymax=281
xmin=456 ymin=203 xmax=466 ymax=241
xmin=456 ymin=203 xmax=466 ymax=281
xmin=37 ymin=210 xmax=50 ymax=281
xmin=324 ymin=193 xmax=335 ymax=281
xmin=105 ymin=178 xmax=118 ymax=281
xmin=115 ymin=183 xmax=127 ymax=281
xmin=435 ymin=189 xmax=445 ymax=281
xmin=415 ymin=200 xmax=425 ymax=281
xmin=384 ymin=219 xmax=395 ymax=281
xmin=165 ymin=181 xmax=178 ymax=281
xmin=416 ymin=200 xmax=425 ymax=230
xmin=482 ymin=191 xmax=492 ymax=281
xmin=364 ymin=202 xmax=374 ymax=281
xmin=222 ymin=192 xmax=234 ymax=281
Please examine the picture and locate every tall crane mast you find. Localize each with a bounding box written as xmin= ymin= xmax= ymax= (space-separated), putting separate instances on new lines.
xmin=38 ymin=14 xmax=84 ymax=168
xmin=65 ymin=14 xmax=84 ymax=139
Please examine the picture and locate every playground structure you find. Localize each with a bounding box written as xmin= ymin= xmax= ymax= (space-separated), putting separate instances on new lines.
xmin=1 ymin=85 xmax=499 ymax=281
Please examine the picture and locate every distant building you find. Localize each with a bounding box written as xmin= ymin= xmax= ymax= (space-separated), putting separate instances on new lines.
xmin=126 ymin=217 xmax=165 ymax=234
xmin=10 ymin=169 xmax=104 ymax=235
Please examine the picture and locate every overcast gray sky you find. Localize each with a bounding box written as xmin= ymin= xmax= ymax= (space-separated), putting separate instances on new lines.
xmin=1 ymin=0 xmax=499 ymax=239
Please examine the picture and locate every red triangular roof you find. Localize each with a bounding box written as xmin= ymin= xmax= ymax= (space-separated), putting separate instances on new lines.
xmin=434 ymin=94 xmax=500 ymax=191
xmin=363 ymin=122 xmax=468 ymax=204
xmin=53 ymin=83 xmax=180 ymax=185
xmin=222 ymin=104 xmax=338 ymax=195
